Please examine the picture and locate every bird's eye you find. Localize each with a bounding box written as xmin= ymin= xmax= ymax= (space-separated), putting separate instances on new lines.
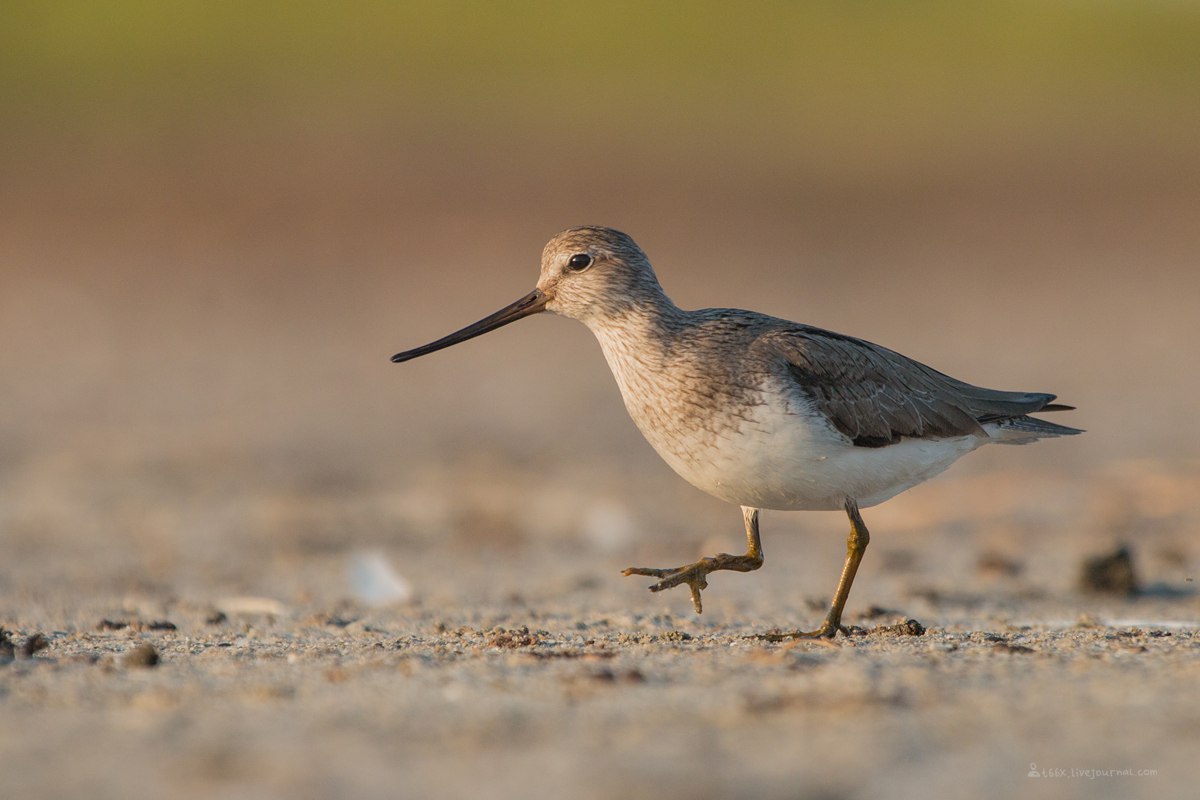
xmin=566 ymin=253 xmax=593 ymax=272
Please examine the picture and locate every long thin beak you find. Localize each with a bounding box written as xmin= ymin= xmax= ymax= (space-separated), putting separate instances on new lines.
xmin=390 ymin=288 xmax=549 ymax=363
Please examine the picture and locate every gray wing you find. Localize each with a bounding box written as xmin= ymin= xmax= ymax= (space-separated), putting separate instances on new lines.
xmin=759 ymin=326 xmax=1066 ymax=448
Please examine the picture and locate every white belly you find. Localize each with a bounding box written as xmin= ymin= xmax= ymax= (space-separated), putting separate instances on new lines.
xmin=641 ymin=395 xmax=986 ymax=511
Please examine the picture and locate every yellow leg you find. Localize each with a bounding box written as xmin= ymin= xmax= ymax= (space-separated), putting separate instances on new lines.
xmin=760 ymin=498 xmax=869 ymax=640
xmin=623 ymin=506 xmax=763 ymax=614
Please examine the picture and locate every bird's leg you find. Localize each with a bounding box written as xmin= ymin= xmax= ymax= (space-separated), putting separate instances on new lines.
xmin=761 ymin=498 xmax=869 ymax=640
xmin=623 ymin=506 xmax=764 ymax=614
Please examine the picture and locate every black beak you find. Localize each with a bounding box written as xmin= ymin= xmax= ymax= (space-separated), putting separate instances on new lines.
xmin=390 ymin=288 xmax=550 ymax=363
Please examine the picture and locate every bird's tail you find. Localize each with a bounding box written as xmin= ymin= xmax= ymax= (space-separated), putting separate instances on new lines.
xmin=987 ymin=415 xmax=1085 ymax=445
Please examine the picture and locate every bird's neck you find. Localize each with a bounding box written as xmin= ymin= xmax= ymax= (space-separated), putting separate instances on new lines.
xmin=583 ymin=292 xmax=687 ymax=382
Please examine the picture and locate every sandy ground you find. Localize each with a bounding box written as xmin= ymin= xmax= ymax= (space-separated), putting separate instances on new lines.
xmin=2 ymin=451 xmax=1197 ymax=800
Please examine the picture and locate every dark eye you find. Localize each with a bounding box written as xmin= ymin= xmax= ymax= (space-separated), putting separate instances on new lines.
xmin=566 ymin=253 xmax=593 ymax=272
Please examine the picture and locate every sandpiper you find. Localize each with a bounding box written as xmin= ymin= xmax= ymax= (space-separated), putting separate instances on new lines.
xmin=391 ymin=226 xmax=1081 ymax=637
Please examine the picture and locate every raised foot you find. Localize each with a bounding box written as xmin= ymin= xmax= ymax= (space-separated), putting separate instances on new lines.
xmin=622 ymin=552 xmax=762 ymax=615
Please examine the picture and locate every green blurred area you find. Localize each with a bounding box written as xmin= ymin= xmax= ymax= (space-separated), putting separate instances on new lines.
xmin=4 ymin=1 xmax=1198 ymax=179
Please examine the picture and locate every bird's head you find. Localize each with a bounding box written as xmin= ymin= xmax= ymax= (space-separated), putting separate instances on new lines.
xmin=390 ymin=226 xmax=664 ymax=363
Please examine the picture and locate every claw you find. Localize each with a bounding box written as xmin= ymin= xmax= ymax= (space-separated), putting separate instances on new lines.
xmin=622 ymin=561 xmax=715 ymax=614
xmin=649 ymin=569 xmax=708 ymax=614
xmin=621 ymin=566 xmax=671 ymax=579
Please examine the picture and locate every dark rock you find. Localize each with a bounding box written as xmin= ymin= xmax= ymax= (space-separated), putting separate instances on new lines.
xmin=1080 ymin=545 xmax=1141 ymax=596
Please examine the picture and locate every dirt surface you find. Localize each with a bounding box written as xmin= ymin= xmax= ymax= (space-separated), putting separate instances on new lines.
xmin=2 ymin=457 xmax=1197 ymax=800
xmin=1 ymin=601 xmax=1195 ymax=800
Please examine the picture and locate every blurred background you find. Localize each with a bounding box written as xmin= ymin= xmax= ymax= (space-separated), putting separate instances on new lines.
xmin=2 ymin=1 xmax=1198 ymax=607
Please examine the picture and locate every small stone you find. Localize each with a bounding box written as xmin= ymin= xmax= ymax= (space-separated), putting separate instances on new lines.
xmin=122 ymin=643 xmax=160 ymax=668
xmin=487 ymin=627 xmax=539 ymax=648
xmin=21 ymin=633 xmax=49 ymax=658
xmin=1080 ymin=545 xmax=1141 ymax=596
xmin=132 ymin=620 xmax=177 ymax=632
xmin=869 ymin=618 xmax=926 ymax=637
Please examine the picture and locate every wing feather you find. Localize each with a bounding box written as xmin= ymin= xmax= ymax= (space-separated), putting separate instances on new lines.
xmin=760 ymin=327 xmax=1059 ymax=448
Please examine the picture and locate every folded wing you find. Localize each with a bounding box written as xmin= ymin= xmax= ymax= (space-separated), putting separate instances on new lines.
xmin=759 ymin=327 xmax=1074 ymax=448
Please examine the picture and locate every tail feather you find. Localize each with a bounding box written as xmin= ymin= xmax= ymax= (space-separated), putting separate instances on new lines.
xmin=988 ymin=414 xmax=1085 ymax=445
xmin=956 ymin=388 xmax=1077 ymax=422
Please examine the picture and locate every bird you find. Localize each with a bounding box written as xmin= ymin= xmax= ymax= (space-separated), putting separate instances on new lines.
xmin=391 ymin=226 xmax=1081 ymax=638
